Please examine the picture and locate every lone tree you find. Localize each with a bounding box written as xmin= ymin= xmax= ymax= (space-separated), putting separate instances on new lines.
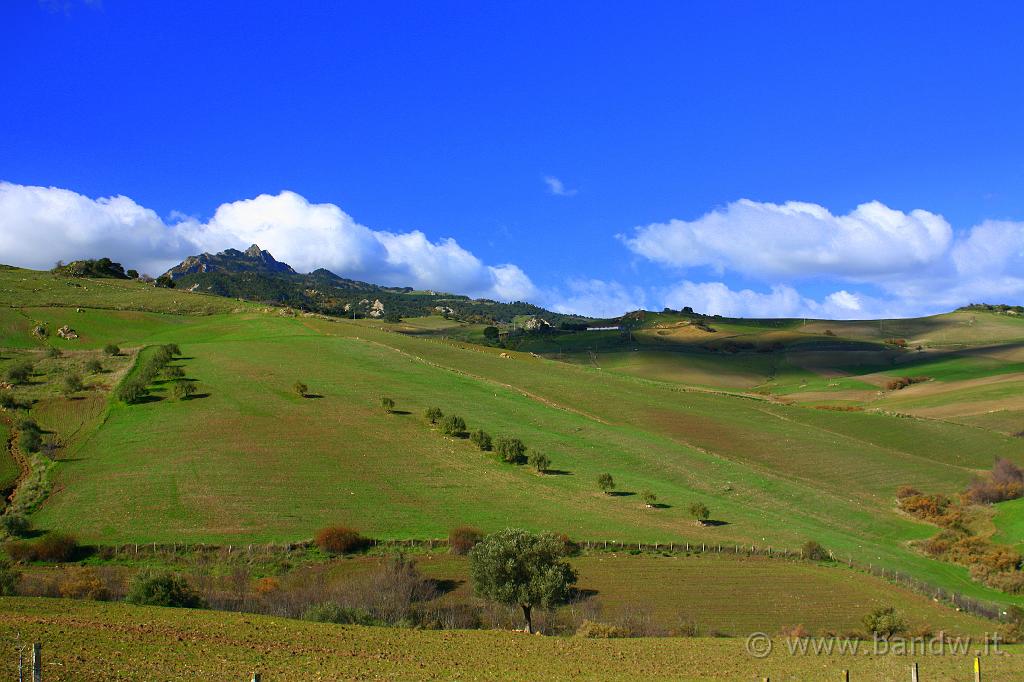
xmin=469 ymin=529 xmax=578 ymax=633
xmin=424 ymin=406 xmax=444 ymax=424
xmin=293 ymin=381 xmax=308 ymax=398
xmin=529 ymin=451 xmax=551 ymax=474
xmin=495 ymin=436 xmax=527 ymax=464
xmin=103 ymin=343 xmax=120 ymax=357
xmin=597 ymin=473 xmax=615 ymax=495
xmin=380 ymin=396 xmax=396 ymax=413
xmin=440 ymin=414 xmax=466 ymax=436
xmin=641 ymin=490 xmax=657 ymax=507
xmin=62 ymin=373 xmax=85 ymax=396
xmin=689 ymin=501 xmax=710 ymax=525
xmin=483 ymin=326 xmax=500 ymax=341
xmin=469 ymin=429 xmax=492 ymax=451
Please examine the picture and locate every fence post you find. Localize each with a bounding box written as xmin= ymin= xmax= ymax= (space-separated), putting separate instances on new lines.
xmin=842 ymin=670 xmax=849 ymax=681
xmin=975 ymin=655 xmax=982 ymax=682
xmin=32 ymin=642 xmax=41 ymax=682
xmin=911 ymin=661 xmax=919 ymax=682
xmin=251 ymin=674 xmax=261 ymax=682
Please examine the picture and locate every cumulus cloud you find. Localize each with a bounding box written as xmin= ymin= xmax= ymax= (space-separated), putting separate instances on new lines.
xmin=620 ymin=199 xmax=952 ymax=280
xmin=0 ymin=182 xmax=536 ymax=302
xmin=543 ymin=176 xmax=577 ymax=197
xmin=622 ymin=198 xmax=1024 ymax=319
xmin=547 ymin=279 xmax=646 ymax=318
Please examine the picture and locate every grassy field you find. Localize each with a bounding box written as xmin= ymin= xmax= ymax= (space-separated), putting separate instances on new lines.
xmin=993 ymin=498 xmax=1024 ymax=550
xmin=2 ymin=266 xmax=1024 ymax=612
xmin=0 ymin=597 xmax=1019 ymax=681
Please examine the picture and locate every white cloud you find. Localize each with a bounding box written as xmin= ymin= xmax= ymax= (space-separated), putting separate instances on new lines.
xmin=0 ymin=182 xmax=536 ymax=302
xmin=543 ymin=176 xmax=577 ymax=197
xmin=547 ymin=279 xmax=646 ymax=318
xmin=620 ymin=199 xmax=952 ymax=280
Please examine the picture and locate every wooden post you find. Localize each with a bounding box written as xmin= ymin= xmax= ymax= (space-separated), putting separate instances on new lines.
xmin=32 ymin=642 xmax=41 ymax=682
xmin=975 ymin=655 xmax=982 ymax=682
xmin=251 ymin=674 xmax=261 ymax=682
xmin=842 ymin=670 xmax=849 ymax=682
xmin=911 ymin=661 xmax=919 ymax=682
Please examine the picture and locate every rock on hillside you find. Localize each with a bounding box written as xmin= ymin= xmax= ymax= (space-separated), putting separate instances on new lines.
xmin=163 ymin=244 xmax=297 ymax=279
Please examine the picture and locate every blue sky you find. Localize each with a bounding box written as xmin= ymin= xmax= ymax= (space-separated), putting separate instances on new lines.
xmin=3 ymin=1 xmax=1024 ymax=318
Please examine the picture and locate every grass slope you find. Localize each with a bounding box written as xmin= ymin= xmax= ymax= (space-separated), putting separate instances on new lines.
xmin=1 ymin=598 xmax=1019 ymax=681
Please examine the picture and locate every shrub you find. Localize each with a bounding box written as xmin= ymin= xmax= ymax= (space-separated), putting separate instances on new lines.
xmin=5 ymin=361 xmax=33 ymax=385
xmin=967 ymin=459 xmax=1024 ymax=504
xmin=779 ymin=624 xmax=811 ymax=638
xmin=33 ymin=533 xmax=79 ymax=562
xmin=469 ymin=429 xmax=492 ymax=451
xmin=898 ymin=493 xmax=950 ymax=521
xmin=103 ymin=343 xmax=120 ymax=356
xmin=0 ymin=390 xmax=18 ymax=409
xmin=483 ymin=326 xmax=499 ymax=341
xmin=293 ymin=381 xmax=308 ymax=397
xmin=529 ymin=451 xmax=551 ymax=474
xmin=424 ymin=406 xmax=443 ymax=424
xmin=0 ymin=556 xmax=20 ymax=596
xmin=439 ymin=414 xmax=466 ymax=436
xmin=985 ymin=570 xmax=1024 ymax=595
xmin=252 ymin=576 xmax=280 ymax=595
xmin=45 ymin=346 xmax=61 ymax=359
xmin=19 ymin=428 xmax=42 ymax=453
xmin=863 ymin=606 xmax=907 ymax=638
xmin=127 ymin=571 xmax=205 ymax=608
xmin=162 ymin=343 xmax=181 ymax=356
xmin=315 ymin=526 xmax=366 ymax=554
xmin=115 ymin=378 xmax=148 ymax=404
xmin=802 ymin=540 xmax=829 ymax=561
xmin=154 ymin=274 xmax=175 ymax=288
xmin=380 ymin=396 xmax=395 ymax=413
xmin=0 ymin=514 xmax=31 ymax=538
xmin=303 ymin=603 xmax=376 ymax=625
xmin=597 ymin=473 xmax=615 ymax=494
xmin=449 ymin=526 xmax=484 ymax=555
xmin=164 ymin=365 xmax=185 ymax=380
xmin=495 ymin=436 xmax=526 ymax=464
xmin=576 ymin=619 xmax=628 ymax=638
xmin=85 ymin=359 xmax=103 ymax=373
xmin=171 ymin=380 xmax=197 ymax=401
xmin=59 ymin=567 xmax=110 ymax=600
xmin=895 ymin=485 xmax=921 ymax=499
xmin=62 ymin=373 xmax=85 ymax=396
xmin=641 ymin=490 xmax=657 ymax=507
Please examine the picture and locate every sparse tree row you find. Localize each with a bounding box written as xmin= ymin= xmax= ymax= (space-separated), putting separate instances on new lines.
xmin=115 ymin=343 xmax=198 ymax=404
xmin=420 ymin=406 xmax=556 ymax=473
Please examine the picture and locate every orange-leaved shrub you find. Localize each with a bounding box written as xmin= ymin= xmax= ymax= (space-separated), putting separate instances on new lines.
xmin=314 ymin=526 xmax=366 ymax=554
xmin=448 ymin=526 xmax=483 ymax=555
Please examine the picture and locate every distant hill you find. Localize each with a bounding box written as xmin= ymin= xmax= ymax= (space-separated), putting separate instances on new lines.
xmin=163 ymin=244 xmax=590 ymax=324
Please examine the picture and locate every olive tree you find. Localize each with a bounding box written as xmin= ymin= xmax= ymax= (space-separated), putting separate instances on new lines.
xmin=495 ymin=436 xmax=527 ymax=464
xmin=597 ymin=473 xmax=615 ymax=494
xmin=528 ymin=451 xmax=551 ymax=474
xmin=469 ymin=528 xmax=578 ymax=633
xmin=439 ymin=414 xmax=466 ymax=436
xmin=689 ymin=501 xmax=710 ymax=525
xmin=424 ymin=406 xmax=444 ymax=424
xmin=380 ymin=396 xmax=396 ymax=413
xmin=293 ymin=381 xmax=308 ymax=398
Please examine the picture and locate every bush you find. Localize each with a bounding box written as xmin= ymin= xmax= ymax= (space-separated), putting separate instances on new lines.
xmin=45 ymin=346 xmax=61 ymax=359
xmin=380 ymin=396 xmax=395 ymax=413
xmin=162 ymin=343 xmax=181 ymax=356
xmin=19 ymin=428 xmax=42 ymax=453
xmin=33 ymin=533 xmax=79 ymax=562
xmin=863 ymin=606 xmax=907 ymax=638
xmin=576 ymin=619 xmax=628 ymax=638
xmin=802 ymin=540 xmax=829 ymax=561
xmin=164 ymin=365 xmax=185 ymax=380
xmin=303 ymin=603 xmax=376 ymax=625
xmin=597 ymin=473 xmax=615 ymax=494
xmin=469 ymin=429 xmax=492 ymax=451
xmin=0 ymin=556 xmax=20 ymax=596
xmin=0 ymin=390 xmax=18 ymax=409
xmin=641 ymin=490 xmax=657 ymax=507
xmin=439 ymin=414 xmax=466 ymax=436
xmin=495 ymin=436 xmax=526 ymax=464
xmin=315 ymin=526 xmax=366 ymax=554
xmin=967 ymin=459 xmax=1024 ymax=504
xmin=0 ymin=514 xmax=31 ymax=538
xmin=5 ymin=361 xmax=33 ymax=385
xmin=171 ymin=380 xmax=197 ymax=401
xmin=424 ymin=406 xmax=443 ymax=424
xmin=155 ymin=274 xmax=175 ymax=288
xmin=115 ymin=378 xmax=148 ymax=404
xmin=293 ymin=381 xmax=308 ymax=397
xmin=62 ymin=373 xmax=85 ymax=396
xmin=103 ymin=343 xmax=120 ymax=356
xmin=59 ymin=567 xmax=110 ymax=600
xmin=127 ymin=571 xmax=205 ymax=608
xmin=85 ymin=359 xmax=103 ymax=373
xmin=449 ymin=526 xmax=484 ymax=555
xmin=689 ymin=501 xmax=710 ymax=523
xmin=895 ymin=485 xmax=921 ymax=500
